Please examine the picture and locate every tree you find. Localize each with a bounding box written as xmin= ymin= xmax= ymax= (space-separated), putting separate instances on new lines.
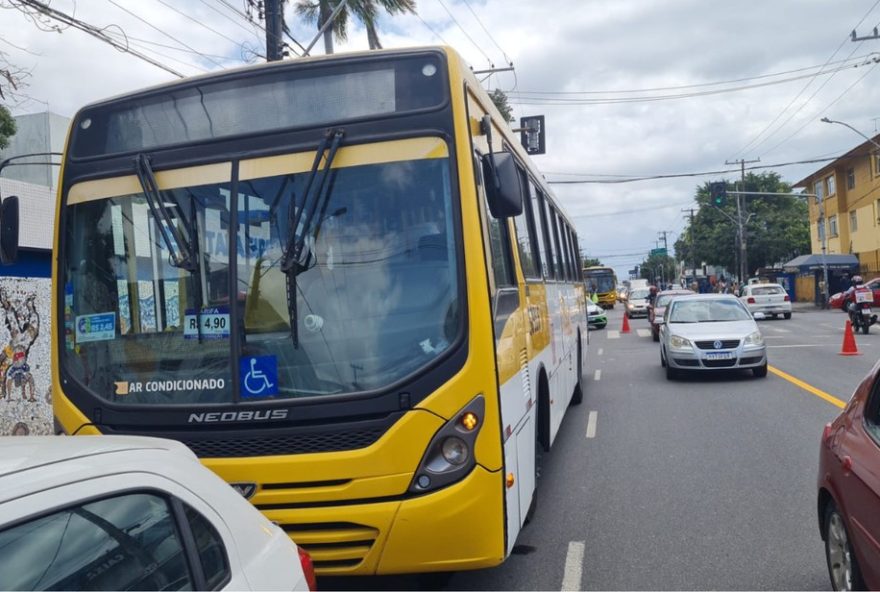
xmin=639 ymin=252 xmax=676 ymax=285
xmin=295 ymin=0 xmax=416 ymax=54
xmin=0 ymin=106 xmax=15 ymax=151
xmin=489 ymin=88 xmax=514 ymax=123
xmin=673 ymin=172 xmax=810 ymax=277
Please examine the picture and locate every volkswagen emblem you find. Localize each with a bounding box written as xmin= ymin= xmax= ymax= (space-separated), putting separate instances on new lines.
xmin=713 ymin=340 xmax=723 ymax=349
xmin=230 ymin=482 xmax=257 ymax=499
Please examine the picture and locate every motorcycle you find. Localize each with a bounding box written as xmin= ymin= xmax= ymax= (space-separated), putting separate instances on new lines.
xmin=847 ymin=287 xmax=878 ymax=334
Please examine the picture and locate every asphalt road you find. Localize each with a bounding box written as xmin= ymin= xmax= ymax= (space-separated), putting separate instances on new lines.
xmin=321 ymin=304 xmax=872 ymax=591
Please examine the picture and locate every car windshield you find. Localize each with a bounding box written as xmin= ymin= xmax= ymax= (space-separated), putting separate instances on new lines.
xmin=669 ymin=299 xmax=752 ymax=323
xmin=630 ymin=290 xmax=650 ymax=300
xmin=751 ymin=286 xmax=785 ymax=295
xmin=656 ymin=294 xmax=685 ymax=308
xmin=61 ymin=145 xmax=461 ymax=405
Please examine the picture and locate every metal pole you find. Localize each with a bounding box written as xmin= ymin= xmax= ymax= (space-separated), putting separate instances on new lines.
xmin=819 ymin=198 xmax=830 ymax=308
xmin=302 ymin=0 xmax=350 ymax=56
xmin=264 ymin=0 xmax=284 ymax=61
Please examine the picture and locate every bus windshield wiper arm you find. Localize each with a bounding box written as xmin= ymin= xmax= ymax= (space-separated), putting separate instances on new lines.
xmin=134 ymin=153 xmax=197 ymax=271
xmin=280 ymin=129 xmax=344 ymax=348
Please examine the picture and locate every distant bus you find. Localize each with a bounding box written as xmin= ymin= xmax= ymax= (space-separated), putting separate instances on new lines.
xmin=52 ymin=46 xmax=587 ymax=576
xmin=584 ymin=266 xmax=618 ymax=308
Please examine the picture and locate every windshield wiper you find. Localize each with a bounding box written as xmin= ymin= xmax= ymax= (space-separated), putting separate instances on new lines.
xmin=134 ymin=153 xmax=197 ymax=271
xmin=281 ymin=129 xmax=345 ymax=348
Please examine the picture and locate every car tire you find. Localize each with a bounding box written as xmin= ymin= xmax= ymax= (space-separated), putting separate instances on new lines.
xmin=784 ymin=312 xmax=792 ymax=320
xmin=597 ymin=322 xmax=606 ymax=329
xmin=660 ymin=346 xmax=667 ymax=368
xmin=652 ymin=329 xmax=659 ymax=342
xmin=863 ymin=322 xmax=870 ymax=335
xmin=665 ymin=363 xmax=677 ymax=380
xmin=752 ymin=363 xmax=768 ymax=378
xmin=823 ymin=500 xmax=865 ymax=592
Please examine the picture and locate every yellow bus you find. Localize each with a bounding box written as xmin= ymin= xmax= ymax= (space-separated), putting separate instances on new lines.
xmin=583 ymin=265 xmax=618 ymax=309
xmin=52 ymin=46 xmax=587 ymax=576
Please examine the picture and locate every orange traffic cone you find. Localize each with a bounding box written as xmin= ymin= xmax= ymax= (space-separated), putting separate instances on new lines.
xmin=840 ymin=319 xmax=860 ymax=356
xmin=621 ymin=311 xmax=631 ymax=334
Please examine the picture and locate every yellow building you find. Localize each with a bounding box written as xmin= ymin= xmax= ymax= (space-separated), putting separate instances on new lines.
xmin=794 ymin=133 xmax=880 ymax=276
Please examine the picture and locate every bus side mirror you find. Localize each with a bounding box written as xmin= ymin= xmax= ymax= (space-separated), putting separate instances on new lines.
xmin=0 ymin=196 xmax=20 ymax=265
xmin=481 ymin=151 xmax=523 ymax=219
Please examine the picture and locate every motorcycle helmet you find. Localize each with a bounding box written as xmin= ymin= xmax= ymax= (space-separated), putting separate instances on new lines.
xmin=853 ymin=275 xmax=863 ymax=284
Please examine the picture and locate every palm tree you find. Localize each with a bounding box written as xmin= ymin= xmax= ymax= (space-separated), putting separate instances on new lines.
xmin=295 ymin=0 xmax=416 ymax=54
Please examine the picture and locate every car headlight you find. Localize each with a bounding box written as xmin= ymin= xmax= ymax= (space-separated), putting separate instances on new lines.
xmin=627 ymin=303 xmax=634 ymax=309
xmin=669 ymin=335 xmax=692 ymax=350
xmin=744 ymin=331 xmax=764 ymax=346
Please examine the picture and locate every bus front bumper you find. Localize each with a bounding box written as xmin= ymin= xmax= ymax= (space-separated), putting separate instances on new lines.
xmin=257 ymin=465 xmax=504 ymax=576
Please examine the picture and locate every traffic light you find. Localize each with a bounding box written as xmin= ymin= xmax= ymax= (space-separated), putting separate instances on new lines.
xmin=709 ymin=182 xmax=727 ymax=206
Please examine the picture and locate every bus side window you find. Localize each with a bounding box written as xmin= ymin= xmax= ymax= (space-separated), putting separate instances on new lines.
xmin=559 ymin=221 xmax=573 ymax=280
xmin=538 ymin=191 xmax=557 ymax=279
xmin=530 ymin=182 xmax=551 ymax=279
xmin=474 ymin=153 xmax=515 ymax=290
xmin=568 ymin=227 xmax=582 ymax=281
xmin=548 ymin=205 xmax=565 ymax=281
xmin=512 ymin=168 xmax=541 ymax=280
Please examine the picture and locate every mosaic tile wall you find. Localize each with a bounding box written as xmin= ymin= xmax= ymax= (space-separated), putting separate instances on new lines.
xmin=0 ymin=278 xmax=52 ymax=436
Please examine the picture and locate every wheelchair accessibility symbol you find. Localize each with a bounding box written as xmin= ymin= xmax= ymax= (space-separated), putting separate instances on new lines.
xmin=240 ymin=356 xmax=278 ymax=398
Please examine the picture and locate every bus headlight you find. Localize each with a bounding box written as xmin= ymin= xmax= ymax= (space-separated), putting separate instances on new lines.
xmin=409 ymin=395 xmax=485 ymax=494
xmin=441 ymin=437 xmax=468 ymax=465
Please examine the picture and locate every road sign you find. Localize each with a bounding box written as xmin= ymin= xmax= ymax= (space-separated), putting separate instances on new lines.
xmin=650 ymin=248 xmax=667 ymax=257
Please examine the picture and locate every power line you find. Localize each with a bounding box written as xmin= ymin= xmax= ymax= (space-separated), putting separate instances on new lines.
xmin=459 ymin=0 xmax=511 ymax=65
xmin=10 ymin=0 xmax=184 ymax=78
xmin=434 ymin=0 xmax=493 ymax=66
xmin=547 ymin=155 xmax=840 ymax=184
xmin=731 ymin=0 xmax=880 ymax=159
xmin=105 ymin=0 xmax=228 ymax=69
xmin=569 ymin=201 xmax=694 ymax=218
xmin=761 ymin=58 xmax=880 ymax=156
xmin=151 ymin=0 xmax=265 ymax=59
xmin=511 ymin=54 xmax=875 ymax=96
xmin=196 ymin=0 xmax=263 ymax=42
xmin=507 ymin=59 xmax=878 ymax=105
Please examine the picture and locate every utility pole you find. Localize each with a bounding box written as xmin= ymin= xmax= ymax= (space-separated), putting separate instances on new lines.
xmin=264 ymin=0 xmax=285 ymax=61
xmin=682 ymin=208 xmax=697 ymax=285
xmin=725 ymin=157 xmax=760 ymax=282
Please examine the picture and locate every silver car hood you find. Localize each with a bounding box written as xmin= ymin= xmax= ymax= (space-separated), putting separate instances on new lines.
xmin=666 ymin=320 xmax=758 ymax=340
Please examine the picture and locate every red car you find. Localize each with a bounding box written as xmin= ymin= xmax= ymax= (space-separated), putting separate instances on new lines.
xmin=817 ymin=362 xmax=880 ymax=590
xmin=829 ymin=278 xmax=880 ymax=310
xmin=647 ymin=289 xmax=694 ymax=342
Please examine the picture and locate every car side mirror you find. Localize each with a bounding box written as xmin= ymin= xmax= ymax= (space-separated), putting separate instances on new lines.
xmin=753 ymin=312 xmax=766 ymax=320
xmin=481 ymin=151 xmax=524 ymax=219
xmin=0 ymin=196 xmax=20 ymax=265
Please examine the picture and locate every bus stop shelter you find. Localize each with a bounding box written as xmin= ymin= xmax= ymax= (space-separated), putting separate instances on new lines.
xmin=783 ymin=254 xmax=860 ymax=305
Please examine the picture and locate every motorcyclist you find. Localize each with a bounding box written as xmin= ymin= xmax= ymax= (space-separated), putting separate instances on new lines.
xmin=843 ymin=275 xmax=864 ymax=312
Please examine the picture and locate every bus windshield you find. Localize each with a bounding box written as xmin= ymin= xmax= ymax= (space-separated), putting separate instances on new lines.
xmin=586 ymin=273 xmax=614 ymax=293
xmin=61 ymin=147 xmax=461 ymax=405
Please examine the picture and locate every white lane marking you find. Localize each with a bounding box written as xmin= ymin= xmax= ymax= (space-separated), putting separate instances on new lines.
xmin=607 ymin=330 xmax=620 ymax=339
xmin=597 ymin=347 xmax=604 ymax=356
xmin=637 ymin=329 xmax=651 ymax=338
xmin=585 ymin=411 xmax=598 ymax=439
xmin=768 ymin=326 xmax=791 ymax=333
xmin=561 ymin=541 xmax=585 ymax=591
xmin=593 ymin=369 xmax=601 ymax=381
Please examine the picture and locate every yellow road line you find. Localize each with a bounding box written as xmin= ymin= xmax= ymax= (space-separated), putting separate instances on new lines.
xmin=768 ymin=365 xmax=846 ymax=409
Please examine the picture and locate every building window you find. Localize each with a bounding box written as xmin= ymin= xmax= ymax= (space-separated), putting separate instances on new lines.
xmin=876 ymin=199 xmax=880 ymax=225
xmin=827 ymin=175 xmax=836 ymax=196
xmin=875 ymin=154 xmax=880 ymax=175
xmin=815 ymin=180 xmax=825 ymax=200
xmin=850 ymin=210 xmax=858 ymax=233
xmin=830 ymin=215 xmax=838 ymax=237
xmin=847 ymin=167 xmax=855 ymax=189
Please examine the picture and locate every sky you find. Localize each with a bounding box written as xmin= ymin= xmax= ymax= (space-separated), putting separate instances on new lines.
xmin=3 ymin=0 xmax=880 ymax=279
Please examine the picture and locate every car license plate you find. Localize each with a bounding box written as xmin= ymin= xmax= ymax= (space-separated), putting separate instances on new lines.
xmin=705 ymin=352 xmax=735 ymax=361
xmin=862 ymin=308 xmax=872 ymax=315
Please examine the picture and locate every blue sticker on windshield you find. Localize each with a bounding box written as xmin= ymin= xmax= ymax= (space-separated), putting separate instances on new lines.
xmin=75 ymin=313 xmax=116 ymax=343
xmin=240 ymin=355 xmax=279 ymax=398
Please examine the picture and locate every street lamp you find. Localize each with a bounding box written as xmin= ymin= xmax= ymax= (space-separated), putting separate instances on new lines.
xmin=820 ymin=117 xmax=880 ymax=151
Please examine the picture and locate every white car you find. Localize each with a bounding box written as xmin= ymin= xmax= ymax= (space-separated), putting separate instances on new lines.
xmin=0 ymin=436 xmax=315 ymax=591
xmin=740 ymin=283 xmax=792 ymax=319
xmin=626 ymin=288 xmax=652 ymax=318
